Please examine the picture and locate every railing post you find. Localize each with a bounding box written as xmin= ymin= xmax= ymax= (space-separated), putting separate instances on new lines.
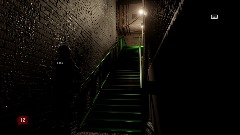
xmin=99 ymin=62 xmax=102 ymax=89
xmin=139 ymin=46 xmax=142 ymax=88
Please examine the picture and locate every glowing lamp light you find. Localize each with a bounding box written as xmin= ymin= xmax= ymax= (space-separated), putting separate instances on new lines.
xmin=144 ymin=11 xmax=147 ymax=16
xmin=139 ymin=8 xmax=147 ymax=16
xmin=138 ymin=9 xmax=144 ymax=15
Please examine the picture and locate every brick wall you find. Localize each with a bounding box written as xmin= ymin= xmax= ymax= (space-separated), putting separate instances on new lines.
xmin=0 ymin=0 xmax=117 ymax=134
xmin=145 ymin=0 xmax=183 ymax=62
xmin=144 ymin=0 xmax=183 ymax=134
xmin=146 ymin=0 xmax=225 ymax=134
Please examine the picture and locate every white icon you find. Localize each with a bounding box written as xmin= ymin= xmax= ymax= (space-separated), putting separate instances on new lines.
xmin=57 ymin=62 xmax=63 ymax=65
xmin=20 ymin=118 xmax=26 ymax=123
xmin=211 ymin=14 xmax=218 ymax=19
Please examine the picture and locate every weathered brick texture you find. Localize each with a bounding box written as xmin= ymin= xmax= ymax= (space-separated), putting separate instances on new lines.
xmin=145 ymin=0 xmax=182 ymax=62
xmin=0 ymin=0 xmax=117 ymax=134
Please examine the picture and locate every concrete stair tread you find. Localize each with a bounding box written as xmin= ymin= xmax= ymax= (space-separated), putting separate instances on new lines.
xmin=82 ymin=127 xmax=143 ymax=133
xmin=80 ymin=47 xmax=144 ymax=133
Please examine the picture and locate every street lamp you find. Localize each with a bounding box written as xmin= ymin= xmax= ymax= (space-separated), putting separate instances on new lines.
xmin=138 ymin=8 xmax=146 ymax=46
xmin=139 ymin=9 xmax=144 ymax=15
xmin=139 ymin=1 xmax=146 ymax=88
xmin=138 ymin=8 xmax=147 ymax=16
xmin=139 ymin=7 xmax=146 ymax=89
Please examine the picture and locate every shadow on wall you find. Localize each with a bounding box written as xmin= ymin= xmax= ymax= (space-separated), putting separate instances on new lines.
xmin=0 ymin=0 xmax=117 ymax=134
xmin=147 ymin=1 xmax=227 ymax=135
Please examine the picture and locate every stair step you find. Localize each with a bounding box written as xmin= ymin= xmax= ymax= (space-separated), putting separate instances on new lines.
xmin=115 ymin=70 xmax=139 ymax=72
xmin=104 ymin=81 xmax=139 ymax=85
xmin=121 ymin=56 xmax=139 ymax=57
xmin=96 ymin=98 xmax=141 ymax=104
xmin=102 ymin=88 xmax=141 ymax=91
xmin=116 ymin=66 xmax=140 ymax=72
xmin=100 ymin=90 xmax=142 ymax=95
xmin=117 ymin=59 xmax=139 ymax=61
xmin=95 ymin=104 xmax=141 ymax=106
xmin=110 ymin=74 xmax=140 ymax=77
xmin=91 ymin=110 xmax=142 ymax=115
xmin=102 ymin=87 xmax=140 ymax=90
xmin=93 ymin=104 xmax=142 ymax=111
xmin=105 ymin=98 xmax=140 ymax=100
xmin=88 ymin=110 xmax=143 ymax=119
xmin=116 ymin=65 xmax=139 ymax=67
xmin=119 ymin=56 xmax=139 ymax=59
xmin=115 ymin=67 xmax=139 ymax=72
xmin=122 ymin=60 xmax=139 ymax=62
xmin=82 ymin=127 xmax=143 ymax=133
xmin=102 ymin=85 xmax=140 ymax=89
xmin=116 ymin=64 xmax=139 ymax=66
xmin=111 ymin=77 xmax=140 ymax=79
xmin=118 ymin=56 xmax=138 ymax=58
xmin=98 ymin=94 xmax=141 ymax=99
xmin=115 ymin=68 xmax=139 ymax=71
xmin=113 ymin=72 xmax=139 ymax=75
xmin=114 ymin=71 xmax=139 ymax=74
xmin=80 ymin=47 xmax=144 ymax=133
xmin=107 ymin=77 xmax=140 ymax=82
xmin=118 ymin=60 xmax=139 ymax=62
xmin=103 ymin=84 xmax=139 ymax=86
xmin=116 ymin=62 xmax=139 ymax=65
xmin=83 ymin=119 xmax=143 ymax=130
xmin=88 ymin=118 xmax=141 ymax=123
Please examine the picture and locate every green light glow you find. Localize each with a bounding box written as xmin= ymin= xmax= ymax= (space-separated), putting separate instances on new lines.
xmin=95 ymin=111 xmax=141 ymax=114
xmin=90 ymin=118 xmax=141 ymax=122
xmin=91 ymin=128 xmax=142 ymax=133
xmin=106 ymin=98 xmax=140 ymax=100
xmin=96 ymin=104 xmax=141 ymax=107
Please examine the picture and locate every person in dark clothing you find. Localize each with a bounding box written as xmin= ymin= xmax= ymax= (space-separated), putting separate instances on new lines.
xmin=52 ymin=45 xmax=79 ymax=135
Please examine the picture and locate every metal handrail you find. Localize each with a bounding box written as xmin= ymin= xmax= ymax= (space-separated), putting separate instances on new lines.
xmin=78 ymin=37 xmax=126 ymax=130
xmin=139 ymin=46 xmax=142 ymax=88
xmin=148 ymin=0 xmax=184 ymax=70
xmin=79 ymin=38 xmax=124 ymax=90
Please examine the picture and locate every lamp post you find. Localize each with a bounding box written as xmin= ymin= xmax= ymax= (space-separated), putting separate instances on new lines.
xmin=139 ymin=0 xmax=148 ymax=129
xmin=138 ymin=2 xmax=146 ymax=88
xmin=142 ymin=0 xmax=147 ymax=86
xmin=141 ymin=23 xmax=143 ymax=46
xmin=138 ymin=7 xmax=146 ymax=46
